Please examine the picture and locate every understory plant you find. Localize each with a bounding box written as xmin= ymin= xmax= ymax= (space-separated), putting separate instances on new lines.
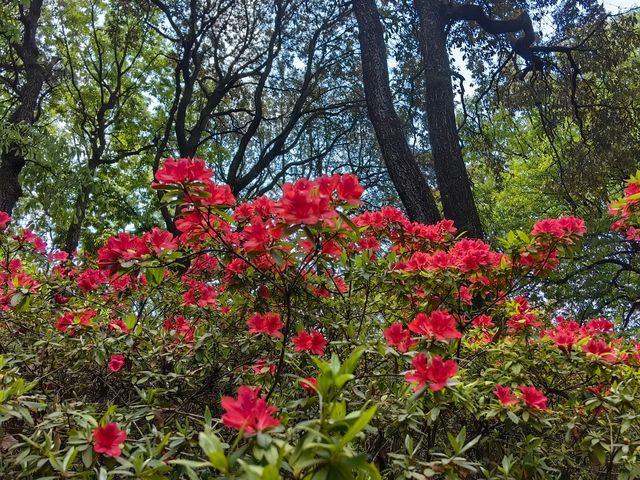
xmin=0 ymin=160 xmax=639 ymax=479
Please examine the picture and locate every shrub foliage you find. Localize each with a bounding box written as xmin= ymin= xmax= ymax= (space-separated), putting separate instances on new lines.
xmin=0 ymin=160 xmax=639 ymax=479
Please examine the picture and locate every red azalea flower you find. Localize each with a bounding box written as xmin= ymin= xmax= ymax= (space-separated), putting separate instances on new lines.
xmin=164 ymin=315 xmax=195 ymax=343
xmin=241 ymin=217 xmax=282 ymax=252
xmin=335 ymin=174 xmax=364 ymax=204
xmin=274 ymin=178 xmax=336 ymax=225
xmin=108 ymin=355 xmax=125 ymax=373
xmin=56 ymin=312 xmax=75 ymax=332
xmin=53 ymin=293 xmax=70 ymax=304
xmin=56 ymin=309 xmax=96 ymax=333
xmin=546 ymin=318 xmax=582 ymax=351
xmin=223 ymin=258 xmax=249 ymax=282
xmin=182 ymin=280 xmax=217 ymax=307
xmin=19 ymin=228 xmax=46 ymax=252
xmin=144 ymin=227 xmax=178 ymax=254
xmin=587 ymin=385 xmax=606 ymax=396
xmin=557 ymin=216 xmax=587 ymax=235
xmin=0 ymin=212 xmax=10 ymax=231
xmin=627 ymin=226 xmax=640 ymax=240
xmin=49 ymin=251 xmax=69 ymax=262
xmin=408 ymin=310 xmax=462 ymax=341
xmin=506 ymin=299 xmax=542 ymax=333
xmin=154 ymin=157 xmax=212 ymax=185
xmin=251 ymin=360 xmax=276 ymax=376
xmin=292 ymin=329 xmax=326 ymax=356
xmin=199 ymin=180 xmax=236 ymax=206
xmin=9 ymin=272 xmax=39 ymax=293
xmin=531 ymin=216 xmax=585 ymax=241
xmin=246 ymin=312 xmax=283 ymax=337
xmin=93 ymin=423 xmax=127 ymax=457
xmin=221 ymin=386 xmax=280 ymax=434
xmin=383 ymin=323 xmax=417 ymax=352
xmin=518 ymin=386 xmax=548 ymax=410
xmin=471 ymin=314 xmax=494 ymax=327
xmin=78 ymin=309 xmax=97 ymax=326
xmin=405 ymin=354 xmax=459 ymax=391
xmin=97 ymin=233 xmax=150 ymax=275
xmin=299 ymin=377 xmax=318 ymax=393
xmin=550 ymin=330 xmax=578 ymax=351
xmin=109 ymin=319 xmax=129 ymax=333
xmin=582 ymin=339 xmax=617 ymax=362
xmin=494 ymin=385 xmax=519 ymax=406
xmin=582 ymin=317 xmax=614 ymax=335
xmin=531 ymin=218 xmax=566 ymax=238
xmin=76 ymin=268 xmax=108 ymax=292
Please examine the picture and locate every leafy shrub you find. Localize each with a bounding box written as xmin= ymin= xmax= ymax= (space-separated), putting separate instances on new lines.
xmin=0 ymin=160 xmax=639 ymax=479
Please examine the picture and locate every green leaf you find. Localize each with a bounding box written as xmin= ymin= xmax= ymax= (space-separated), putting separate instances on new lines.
xmin=340 ymin=405 xmax=377 ymax=446
xmin=262 ymin=463 xmax=280 ymax=480
xmin=198 ymin=431 xmax=228 ymax=472
xmin=169 ymin=459 xmax=211 ymax=469
xmin=61 ymin=447 xmax=78 ymax=471
xmin=146 ymin=266 xmax=165 ymax=287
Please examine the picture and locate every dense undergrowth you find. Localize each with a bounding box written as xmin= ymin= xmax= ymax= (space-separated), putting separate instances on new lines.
xmin=1 ymin=160 xmax=639 ymax=479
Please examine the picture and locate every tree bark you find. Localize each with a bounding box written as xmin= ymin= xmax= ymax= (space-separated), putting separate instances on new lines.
xmin=353 ymin=0 xmax=440 ymax=225
xmin=63 ymin=174 xmax=95 ymax=254
xmin=0 ymin=0 xmax=46 ymax=216
xmin=0 ymin=152 xmax=25 ymax=215
xmin=413 ymin=0 xmax=484 ymax=238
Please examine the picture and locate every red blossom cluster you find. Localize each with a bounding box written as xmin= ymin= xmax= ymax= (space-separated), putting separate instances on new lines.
xmin=530 ymin=216 xmax=586 ymax=240
xmin=250 ymin=359 xmax=277 ymax=376
xmin=506 ymin=296 xmax=542 ymax=333
xmin=221 ymin=386 xmax=281 ymax=434
xmin=383 ymin=323 xmax=417 ymax=353
xmin=108 ymin=355 xmax=126 ymax=373
xmin=93 ymin=423 xmax=127 ymax=457
xmin=164 ymin=315 xmax=195 ymax=343
xmin=494 ymin=385 xmax=548 ymax=410
xmin=405 ymin=354 xmax=459 ymax=391
xmin=56 ymin=309 xmax=97 ymax=333
xmin=0 ymin=212 xmax=10 ymax=231
xmin=510 ymin=216 xmax=586 ymax=272
xmin=246 ymin=312 xmax=283 ymax=338
xmin=291 ymin=329 xmax=326 ymax=356
xmin=97 ymin=228 xmax=178 ymax=275
xmin=542 ymin=316 xmax=625 ymax=363
xmin=408 ymin=310 xmax=462 ymax=341
xmin=609 ymin=171 xmax=640 ymax=240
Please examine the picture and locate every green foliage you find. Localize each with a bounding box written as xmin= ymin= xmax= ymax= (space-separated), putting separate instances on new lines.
xmin=0 ymin=169 xmax=639 ymax=478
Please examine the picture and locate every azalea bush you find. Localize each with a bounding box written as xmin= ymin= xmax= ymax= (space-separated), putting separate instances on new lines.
xmin=610 ymin=170 xmax=640 ymax=241
xmin=0 ymin=160 xmax=639 ymax=479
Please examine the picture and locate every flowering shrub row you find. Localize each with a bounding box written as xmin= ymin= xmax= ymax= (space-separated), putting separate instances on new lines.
xmin=0 ymin=160 xmax=639 ymax=478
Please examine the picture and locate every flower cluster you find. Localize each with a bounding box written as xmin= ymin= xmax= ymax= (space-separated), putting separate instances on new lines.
xmin=543 ymin=316 xmax=621 ymax=362
xmin=221 ymin=386 xmax=281 ymax=434
xmin=405 ymin=354 xmax=459 ymax=391
xmin=610 ymin=170 xmax=640 ymax=240
xmin=494 ymin=385 xmax=548 ymax=410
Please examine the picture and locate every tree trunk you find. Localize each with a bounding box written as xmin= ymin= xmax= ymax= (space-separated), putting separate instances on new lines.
xmin=0 ymin=152 xmax=24 ymax=215
xmin=63 ymin=181 xmax=93 ymax=254
xmin=0 ymin=0 xmax=46 ymax=216
xmin=413 ymin=0 xmax=484 ymax=238
xmin=353 ymin=0 xmax=440 ymax=225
